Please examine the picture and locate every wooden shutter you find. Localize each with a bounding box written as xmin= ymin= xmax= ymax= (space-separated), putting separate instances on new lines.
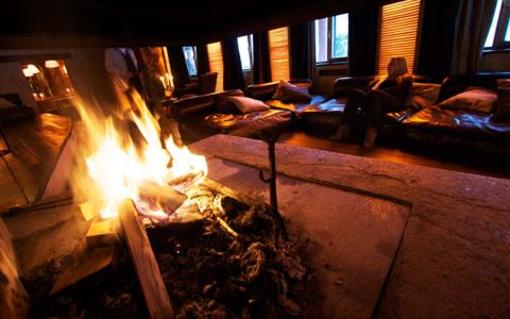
xmin=378 ymin=0 xmax=422 ymax=75
xmin=268 ymin=27 xmax=290 ymax=81
xmin=207 ymin=42 xmax=223 ymax=91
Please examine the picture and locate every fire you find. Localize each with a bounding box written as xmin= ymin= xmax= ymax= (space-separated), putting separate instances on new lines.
xmin=71 ymin=89 xmax=207 ymax=220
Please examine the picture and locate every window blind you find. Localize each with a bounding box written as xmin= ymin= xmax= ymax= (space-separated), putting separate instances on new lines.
xmin=268 ymin=27 xmax=290 ymax=81
xmin=207 ymin=42 xmax=223 ymax=91
xmin=378 ymin=0 xmax=422 ymax=75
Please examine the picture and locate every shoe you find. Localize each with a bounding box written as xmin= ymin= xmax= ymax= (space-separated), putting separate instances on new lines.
xmin=329 ymin=125 xmax=351 ymax=141
xmin=363 ymin=127 xmax=378 ymax=147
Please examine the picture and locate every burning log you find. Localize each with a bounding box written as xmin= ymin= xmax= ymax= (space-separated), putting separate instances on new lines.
xmin=138 ymin=181 xmax=186 ymax=213
xmin=86 ymin=218 xmax=119 ymax=248
xmin=118 ymin=199 xmax=174 ymax=319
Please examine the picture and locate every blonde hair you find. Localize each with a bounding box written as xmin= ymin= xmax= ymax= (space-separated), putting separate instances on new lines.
xmin=388 ymin=57 xmax=409 ymax=78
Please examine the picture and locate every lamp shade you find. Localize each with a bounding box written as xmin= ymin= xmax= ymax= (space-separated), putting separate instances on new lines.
xmin=45 ymin=60 xmax=60 ymax=68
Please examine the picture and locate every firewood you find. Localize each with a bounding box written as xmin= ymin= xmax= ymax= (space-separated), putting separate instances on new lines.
xmin=138 ymin=181 xmax=186 ymax=212
xmin=50 ymin=245 xmax=116 ymax=295
xmin=86 ymin=217 xmax=119 ymax=248
xmin=119 ymin=199 xmax=174 ymax=319
xmin=79 ymin=200 xmax=98 ymax=221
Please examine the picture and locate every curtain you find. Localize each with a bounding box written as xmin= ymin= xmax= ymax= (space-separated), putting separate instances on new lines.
xmin=451 ymin=0 xmax=497 ymax=74
xmin=166 ymin=44 xmax=189 ymax=88
xmin=221 ymin=37 xmax=245 ymax=90
xmin=289 ymin=21 xmax=314 ymax=80
xmin=417 ymin=0 xmax=460 ymax=80
xmin=196 ymin=43 xmax=210 ymax=75
xmin=252 ymin=32 xmax=272 ymax=84
xmin=348 ymin=5 xmax=380 ymax=76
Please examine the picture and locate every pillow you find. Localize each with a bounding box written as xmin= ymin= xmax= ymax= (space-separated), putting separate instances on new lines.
xmin=406 ymin=83 xmax=441 ymax=109
xmin=438 ymin=87 xmax=497 ymax=113
xmin=228 ymin=96 xmax=270 ymax=114
xmin=217 ymin=95 xmax=240 ymax=114
xmin=493 ymin=87 xmax=510 ymax=122
xmin=497 ymin=79 xmax=510 ymax=88
xmin=437 ymin=76 xmax=470 ymax=103
xmin=272 ymin=80 xmax=312 ymax=103
xmin=0 ymin=97 xmax=15 ymax=109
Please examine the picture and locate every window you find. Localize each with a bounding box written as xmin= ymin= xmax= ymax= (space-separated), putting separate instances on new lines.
xmin=207 ymin=42 xmax=223 ymax=92
xmin=21 ymin=60 xmax=74 ymax=101
xmin=378 ymin=0 xmax=421 ymax=75
xmin=485 ymin=0 xmax=510 ymax=49
xmin=237 ymin=35 xmax=254 ymax=71
xmin=268 ymin=27 xmax=290 ymax=81
xmin=506 ymin=18 xmax=510 ymax=41
xmin=182 ymin=46 xmax=198 ymax=77
xmin=314 ymin=13 xmax=349 ymax=64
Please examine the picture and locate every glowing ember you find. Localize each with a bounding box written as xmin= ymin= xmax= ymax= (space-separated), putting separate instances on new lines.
xmin=71 ymin=89 xmax=207 ymax=220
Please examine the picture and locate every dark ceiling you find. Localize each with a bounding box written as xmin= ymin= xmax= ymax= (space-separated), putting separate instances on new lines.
xmin=1 ymin=0 xmax=400 ymax=48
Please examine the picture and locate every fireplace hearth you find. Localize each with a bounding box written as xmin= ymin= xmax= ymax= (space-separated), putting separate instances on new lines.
xmin=22 ymin=179 xmax=310 ymax=319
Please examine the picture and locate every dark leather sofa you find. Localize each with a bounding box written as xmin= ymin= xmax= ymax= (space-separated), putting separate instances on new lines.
xmin=246 ymin=79 xmax=326 ymax=112
xmin=333 ymin=73 xmax=510 ymax=152
xmin=246 ymin=79 xmax=346 ymax=132
xmin=170 ymin=89 xmax=293 ymax=144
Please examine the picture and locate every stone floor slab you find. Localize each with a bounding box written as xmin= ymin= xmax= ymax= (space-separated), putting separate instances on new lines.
xmin=191 ymin=134 xmax=510 ymax=318
xmin=206 ymin=157 xmax=409 ymax=318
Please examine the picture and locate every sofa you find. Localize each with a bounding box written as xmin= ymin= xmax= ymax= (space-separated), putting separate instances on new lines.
xmin=246 ymin=79 xmax=346 ymax=132
xmin=333 ymin=73 xmax=510 ymax=153
xmin=170 ymin=89 xmax=293 ymax=144
xmin=171 ymin=78 xmax=344 ymax=143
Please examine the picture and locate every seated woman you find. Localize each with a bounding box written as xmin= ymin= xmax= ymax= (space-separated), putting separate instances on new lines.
xmin=330 ymin=57 xmax=413 ymax=147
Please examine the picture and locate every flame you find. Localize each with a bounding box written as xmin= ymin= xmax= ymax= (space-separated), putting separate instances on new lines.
xmin=72 ymin=88 xmax=207 ymax=219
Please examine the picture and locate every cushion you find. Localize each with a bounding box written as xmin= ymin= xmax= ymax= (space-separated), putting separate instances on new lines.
xmin=406 ymin=83 xmax=441 ymax=110
xmin=437 ymin=76 xmax=470 ymax=103
xmin=493 ymin=87 xmax=510 ymax=122
xmin=0 ymin=97 xmax=15 ymax=109
xmin=438 ymin=87 xmax=497 ymax=113
xmin=497 ymin=79 xmax=510 ymax=88
xmin=228 ymin=96 xmax=270 ymax=114
xmin=272 ymin=81 xmax=312 ymax=103
xmin=216 ymin=95 xmax=240 ymax=114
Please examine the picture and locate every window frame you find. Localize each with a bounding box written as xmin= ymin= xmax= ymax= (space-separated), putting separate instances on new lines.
xmin=486 ymin=0 xmax=510 ymax=50
xmin=315 ymin=14 xmax=349 ymax=65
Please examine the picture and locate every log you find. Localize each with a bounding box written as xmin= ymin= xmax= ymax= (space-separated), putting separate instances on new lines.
xmin=86 ymin=217 xmax=119 ymax=248
xmin=119 ymin=199 xmax=174 ymax=319
xmin=138 ymin=181 xmax=186 ymax=212
xmin=79 ymin=200 xmax=98 ymax=221
xmin=50 ymin=245 xmax=116 ymax=295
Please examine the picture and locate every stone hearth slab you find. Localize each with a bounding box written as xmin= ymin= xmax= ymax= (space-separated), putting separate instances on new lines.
xmin=190 ymin=134 xmax=510 ymax=318
xmin=205 ymin=157 xmax=409 ymax=318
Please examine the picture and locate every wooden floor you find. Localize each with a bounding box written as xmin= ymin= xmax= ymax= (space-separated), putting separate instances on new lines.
xmin=278 ymin=130 xmax=510 ymax=179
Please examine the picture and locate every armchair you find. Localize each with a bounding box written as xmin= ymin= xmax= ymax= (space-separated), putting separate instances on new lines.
xmin=173 ymin=72 xmax=218 ymax=98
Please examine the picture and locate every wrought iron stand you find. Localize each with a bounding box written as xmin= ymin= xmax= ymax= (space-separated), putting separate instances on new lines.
xmin=258 ymin=132 xmax=288 ymax=242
